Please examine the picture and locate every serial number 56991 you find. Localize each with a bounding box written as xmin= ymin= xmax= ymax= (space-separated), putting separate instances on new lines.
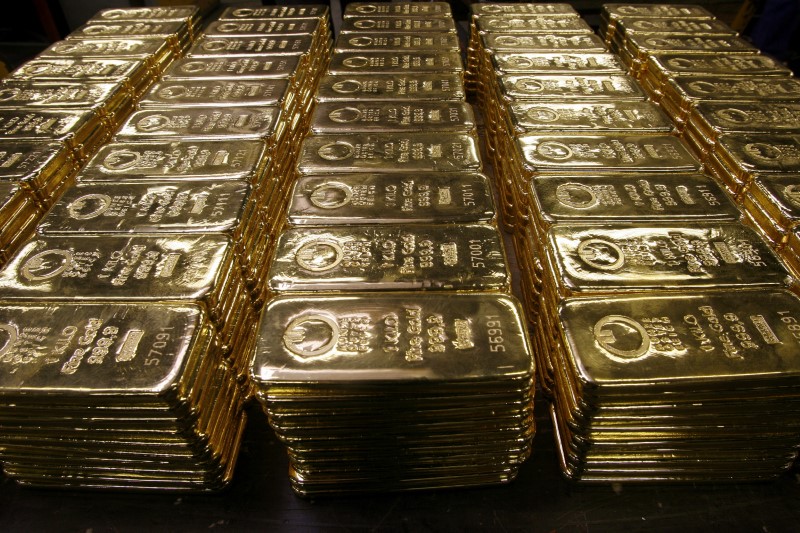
xmin=486 ymin=315 xmax=505 ymax=352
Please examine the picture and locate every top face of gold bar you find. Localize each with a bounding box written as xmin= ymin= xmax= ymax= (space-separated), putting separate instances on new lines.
xmin=339 ymin=17 xmax=457 ymax=34
xmin=548 ymin=222 xmax=787 ymax=293
xmin=162 ymin=56 xmax=300 ymax=81
xmin=315 ymin=74 xmax=465 ymax=102
xmin=10 ymin=58 xmax=144 ymax=82
xmin=617 ymin=17 xmax=735 ymax=36
xmin=476 ymin=16 xmax=593 ymax=34
xmin=560 ymin=289 xmax=800 ymax=387
xmin=287 ymin=172 xmax=494 ymax=225
xmin=310 ymin=102 xmax=475 ymax=133
xmin=516 ymin=134 xmax=701 ymax=174
xmin=0 ymin=235 xmax=231 ymax=301
xmin=647 ymin=53 xmax=794 ymax=78
xmin=482 ymin=33 xmax=606 ymax=52
xmin=603 ymin=4 xmax=716 ymax=20
xmin=68 ymin=20 xmax=185 ymax=40
xmin=0 ymin=302 xmax=203 ymax=395
xmin=692 ymin=103 xmax=800 ymax=135
xmin=509 ymin=101 xmax=672 ymax=133
xmin=40 ymin=38 xmax=170 ymax=60
xmin=530 ymin=173 xmax=740 ymax=224
xmin=666 ymin=76 xmax=800 ymax=102
xmin=204 ymin=19 xmax=320 ymax=37
xmin=297 ymin=133 xmax=481 ymax=175
xmin=219 ymin=5 xmax=329 ymax=20
xmin=138 ymin=79 xmax=291 ymax=108
xmin=327 ymin=51 xmax=464 ymax=74
xmin=268 ymin=224 xmax=508 ymax=292
xmin=252 ymin=292 xmax=531 ymax=384
xmin=500 ymin=75 xmax=646 ymax=101
xmin=0 ymin=142 xmax=68 ymax=183
xmin=716 ymin=134 xmax=800 ymax=174
xmin=91 ymin=6 xmax=199 ymax=22
xmin=492 ymin=53 xmax=625 ymax=74
xmin=335 ymin=33 xmax=460 ymax=51
xmin=115 ymin=106 xmax=281 ymax=142
xmin=38 ymin=181 xmax=252 ymax=235
xmin=627 ymin=34 xmax=758 ymax=55
xmin=0 ymin=81 xmax=126 ymax=110
xmin=188 ymin=35 xmax=314 ymax=57
xmin=345 ymin=2 xmax=452 ymax=18
xmin=79 ymin=140 xmax=268 ymax=182
xmin=752 ymin=175 xmax=800 ymax=223
xmin=0 ymin=109 xmax=98 ymax=142
xmin=472 ymin=4 xmax=578 ymax=17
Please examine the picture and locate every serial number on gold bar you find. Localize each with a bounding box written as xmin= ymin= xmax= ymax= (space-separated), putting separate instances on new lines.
xmin=288 ymin=172 xmax=494 ymax=225
xmin=327 ymin=51 xmax=463 ymax=73
xmin=204 ymin=19 xmax=320 ymax=37
xmin=219 ymin=5 xmax=329 ymax=20
xmin=530 ymin=173 xmax=740 ymax=224
xmin=345 ymin=2 xmax=452 ymax=18
xmin=162 ymin=56 xmax=299 ymax=81
xmin=297 ymin=133 xmax=480 ymax=175
xmin=38 ymin=181 xmax=252 ymax=235
xmin=139 ymin=79 xmax=291 ymax=108
xmin=188 ymin=35 xmax=314 ymax=57
xmin=500 ymin=75 xmax=646 ymax=101
xmin=310 ymin=102 xmax=475 ymax=133
xmin=269 ymin=224 xmax=508 ymax=292
xmin=252 ymin=292 xmax=531 ymax=384
xmin=0 ymin=235 xmax=232 ymax=300
xmin=509 ymin=101 xmax=672 ymax=133
xmin=315 ymin=74 xmax=465 ymax=102
xmin=79 ymin=140 xmax=268 ymax=182
xmin=476 ymin=16 xmax=592 ymax=34
xmin=482 ymin=33 xmax=606 ymax=52
xmin=115 ymin=106 xmax=281 ymax=141
xmin=548 ymin=222 xmax=787 ymax=293
xmin=492 ymin=53 xmax=625 ymax=74
xmin=335 ymin=33 xmax=460 ymax=51
xmin=517 ymin=134 xmax=701 ymax=173
xmin=339 ymin=17 xmax=456 ymax=33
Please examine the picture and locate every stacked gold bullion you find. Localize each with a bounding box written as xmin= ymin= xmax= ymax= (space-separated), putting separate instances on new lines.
xmin=0 ymin=5 xmax=331 ymax=492
xmin=250 ymin=1 xmax=536 ymax=496
xmin=472 ymin=3 xmax=800 ymax=482
xmin=0 ymin=7 xmax=195 ymax=266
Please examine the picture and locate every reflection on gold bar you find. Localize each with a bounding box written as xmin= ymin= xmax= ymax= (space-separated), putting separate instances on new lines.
xmin=315 ymin=74 xmax=465 ymax=102
xmin=139 ymin=79 xmax=293 ymax=108
xmin=162 ymin=56 xmax=300 ymax=81
xmin=499 ymin=75 xmax=646 ymax=101
xmin=310 ymin=102 xmax=475 ymax=133
xmin=204 ymin=19 xmax=320 ymax=38
xmin=188 ymin=35 xmax=315 ymax=57
xmin=481 ymin=33 xmax=606 ymax=53
xmin=491 ymin=53 xmax=625 ymax=75
xmin=219 ymin=5 xmax=330 ymax=20
xmin=475 ymin=16 xmax=592 ymax=34
xmin=335 ymin=32 xmax=460 ymax=51
xmin=345 ymin=2 xmax=452 ymax=18
xmin=507 ymin=101 xmax=672 ymax=134
xmin=327 ymin=51 xmax=464 ymax=74
xmin=471 ymin=4 xmax=578 ymax=17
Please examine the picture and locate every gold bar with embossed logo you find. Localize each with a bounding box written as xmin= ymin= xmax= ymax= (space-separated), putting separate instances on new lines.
xmin=475 ymin=15 xmax=592 ymax=34
xmin=310 ymin=102 xmax=475 ymax=134
xmin=220 ymin=5 xmax=330 ymax=21
xmin=40 ymin=38 xmax=175 ymax=74
xmin=10 ymin=58 xmax=152 ymax=98
xmin=327 ymin=51 xmax=464 ymax=74
xmin=713 ymin=133 xmax=800 ymax=188
xmin=67 ymin=20 xmax=191 ymax=54
xmin=0 ymin=109 xmax=109 ymax=163
xmin=506 ymin=101 xmax=673 ymax=135
xmin=297 ymin=133 xmax=481 ymax=175
xmin=335 ymin=32 xmax=460 ymax=52
xmin=340 ymin=17 xmax=456 ymax=34
xmin=268 ymin=224 xmax=508 ymax=292
xmin=188 ymin=35 xmax=315 ymax=57
xmin=688 ymin=103 xmax=800 ymax=145
xmin=139 ymin=79 xmax=295 ymax=111
xmin=0 ymin=141 xmax=75 ymax=208
xmin=161 ymin=56 xmax=301 ymax=82
xmin=205 ymin=19 xmax=320 ymax=38
xmin=481 ymin=33 xmax=606 ymax=53
xmin=287 ymin=173 xmax=495 ymax=226
xmin=498 ymin=75 xmax=647 ymax=102
xmin=490 ymin=53 xmax=625 ymax=75
xmin=346 ymin=2 xmax=452 ymax=18
xmin=315 ymin=73 xmax=465 ymax=102
xmin=0 ymin=81 xmax=133 ymax=125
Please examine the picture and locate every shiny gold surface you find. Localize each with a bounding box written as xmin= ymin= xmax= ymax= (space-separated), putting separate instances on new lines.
xmin=40 ymin=38 xmax=172 ymax=61
xmin=647 ymin=53 xmax=793 ymax=79
xmin=67 ymin=20 xmax=187 ymax=40
xmin=268 ymin=224 xmax=508 ymax=292
xmin=115 ymin=107 xmax=282 ymax=142
xmin=334 ymin=33 xmax=460 ymax=51
xmin=339 ymin=17 xmax=456 ymax=34
xmin=0 ymin=81 xmax=129 ymax=114
xmin=507 ymin=101 xmax=672 ymax=134
xmin=219 ymin=5 xmax=329 ymax=20
xmin=547 ymin=222 xmax=787 ymax=294
xmin=690 ymin=103 xmax=800 ymax=138
xmin=204 ymin=19 xmax=320 ymax=37
xmin=664 ymin=76 xmax=800 ymax=105
xmin=287 ymin=173 xmax=495 ymax=225
xmin=90 ymin=6 xmax=199 ymax=22
xmin=499 ymin=75 xmax=646 ymax=101
xmin=10 ymin=58 xmax=147 ymax=83
xmin=625 ymin=35 xmax=758 ymax=58
xmin=297 ymin=133 xmax=480 ymax=174
xmin=475 ymin=16 xmax=592 ymax=34
xmin=139 ymin=79 xmax=292 ymax=108
xmin=750 ymin=175 xmax=800 ymax=231
xmin=481 ymin=33 xmax=606 ymax=53
xmin=188 ymin=35 xmax=315 ymax=57
xmin=616 ymin=18 xmax=735 ymax=37
xmin=315 ymin=74 xmax=465 ymax=102
xmin=490 ymin=53 xmax=625 ymax=74
xmin=345 ymin=2 xmax=452 ymax=17
xmin=162 ymin=56 xmax=300 ymax=81
xmin=714 ymin=134 xmax=800 ymax=179
xmin=327 ymin=51 xmax=463 ymax=74
xmin=310 ymin=102 xmax=475 ymax=133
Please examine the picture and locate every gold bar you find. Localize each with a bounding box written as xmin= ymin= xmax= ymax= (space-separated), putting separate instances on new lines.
xmin=625 ymin=34 xmax=758 ymax=59
xmin=345 ymin=2 xmax=452 ymax=18
xmin=161 ymin=56 xmax=300 ymax=81
xmin=79 ymin=140 xmax=269 ymax=182
xmin=0 ymin=81 xmax=129 ymax=114
xmin=310 ymin=102 xmax=475 ymax=133
xmin=690 ymin=103 xmax=800 ymax=140
xmin=499 ymin=75 xmax=647 ymax=101
xmin=339 ymin=17 xmax=457 ymax=34
xmin=471 ymin=4 xmax=578 ymax=17
xmin=297 ymin=133 xmax=481 ymax=175
xmin=0 ymin=141 xmax=74 ymax=202
xmin=40 ymin=38 xmax=173 ymax=66
xmin=750 ymin=175 xmax=800 ymax=231
xmin=481 ymin=33 xmax=606 ymax=53
xmin=90 ymin=6 xmax=200 ymax=22
xmin=530 ymin=173 xmax=741 ymax=226
xmin=508 ymin=101 xmax=673 ymax=134
xmin=616 ymin=18 xmax=735 ymax=38
xmin=139 ymin=79 xmax=293 ymax=108
xmin=335 ymin=33 xmax=460 ymax=52
xmin=715 ymin=134 xmax=800 ymax=184
xmin=268 ymin=224 xmax=508 ymax=292
xmin=327 ymin=51 xmax=464 ymax=74
xmin=287 ymin=173 xmax=495 ymax=225
xmin=115 ymin=107 xmax=282 ymax=142
xmin=67 ymin=20 xmax=186 ymax=42
xmin=663 ymin=76 xmax=800 ymax=107
xmin=188 ymin=35 xmax=314 ymax=57
xmin=219 ymin=5 xmax=330 ymax=20
xmin=516 ymin=134 xmax=701 ymax=174
xmin=315 ymin=74 xmax=465 ymax=102
xmin=0 ymin=109 xmax=108 ymax=162
xmin=252 ymin=292 xmax=532 ymax=384
xmin=491 ymin=53 xmax=625 ymax=75
xmin=37 ymin=181 xmax=253 ymax=236
xmin=547 ymin=222 xmax=787 ymax=295
xmin=647 ymin=53 xmax=793 ymax=80
xmin=204 ymin=19 xmax=320 ymax=38
xmin=475 ymin=16 xmax=592 ymax=34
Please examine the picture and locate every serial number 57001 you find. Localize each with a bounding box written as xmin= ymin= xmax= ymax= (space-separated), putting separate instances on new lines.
xmin=486 ymin=315 xmax=505 ymax=352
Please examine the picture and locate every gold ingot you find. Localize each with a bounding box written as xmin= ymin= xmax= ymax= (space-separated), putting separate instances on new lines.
xmin=39 ymin=38 xmax=174 ymax=73
xmin=475 ymin=16 xmax=592 ymax=34
xmin=90 ymin=6 xmax=200 ymax=23
xmin=714 ymin=133 xmax=800 ymax=185
xmin=515 ymin=134 xmax=701 ymax=174
xmin=0 ymin=141 xmax=74 ymax=204
xmin=297 ymin=133 xmax=480 ymax=175
xmin=252 ymin=291 xmax=532 ymax=385
xmin=204 ymin=19 xmax=320 ymax=38
xmin=315 ymin=74 xmax=465 ymax=102
xmin=219 ymin=5 xmax=330 ymax=20
xmin=0 ymin=109 xmax=108 ymax=163
xmin=663 ymin=76 xmax=800 ymax=110
xmin=345 ymin=2 xmax=452 ymax=18
xmin=490 ymin=52 xmax=625 ymax=75
xmin=616 ymin=17 xmax=735 ymax=38
xmin=327 ymin=51 xmax=463 ymax=74
xmin=11 ymin=58 xmax=150 ymax=85
xmin=481 ymin=33 xmax=606 ymax=53
xmin=334 ymin=32 xmax=460 ymax=52
xmin=139 ymin=79 xmax=294 ymax=109
xmin=471 ymin=3 xmax=577 ymax=17
xmin=340 ymin=17 xmax=456 ymax=34
xmin=689 ymin=103 xmax=800 ymax=142
xmin=749 ymin=174 xmax=800 ymax=233
xmin=507 ymin=101 xmax=672 ymax=134
xmin=67 ymin=20 xmax=190 ymax=54
xmin=499 ymin=74 xmax=646 ymax=102
xmin=546 ymin=222 xmax=788 ymax=297
xmin=624 ymin=34 xmax=758 ymax=61
xmin=310 ymin=102 xmax=475 ymax=133
xmin=602 ymin=4 xmax=716 ymax=20
xmin=162 ymin=56 xmax=300 ymax=81
xmin=646 ymin=53 xmax=793 ymax=85
xmin=0 ymin=81 xmax=131 ymax=119
xmin=268 ymin=223 xmax=509 ymax=292
xmin=79 ymin=140 xmax=269 ymax=183
xmin=188 ymin=35 xmax=314 ymax=57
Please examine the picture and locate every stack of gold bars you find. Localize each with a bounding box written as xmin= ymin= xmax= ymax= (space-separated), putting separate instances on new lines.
xmin=469 ymin=3 xmax=800 ymax=482
xmin=0 ymin=4 xmax=332 ymax=491
xmin=251 ymin=1 xmax=535 ymax=496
